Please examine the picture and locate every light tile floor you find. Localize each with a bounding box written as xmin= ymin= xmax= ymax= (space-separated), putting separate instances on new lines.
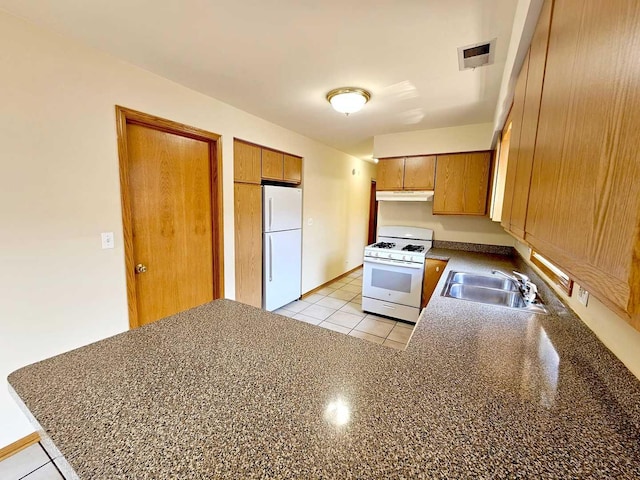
xmin=275 ymin=268 xmax=415 ymax=350
xmin=0 ymin=443 xmax=64 ymax=480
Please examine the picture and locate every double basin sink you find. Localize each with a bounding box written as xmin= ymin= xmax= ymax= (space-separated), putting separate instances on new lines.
xmin=442 ymin=271 xmax=547 ymax=314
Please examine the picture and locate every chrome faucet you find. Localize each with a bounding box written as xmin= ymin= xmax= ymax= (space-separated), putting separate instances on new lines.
xmin=492 ymin=269 xmax=538 ymax=303
xmin=492 ymin=269 xmax=519 ymax=283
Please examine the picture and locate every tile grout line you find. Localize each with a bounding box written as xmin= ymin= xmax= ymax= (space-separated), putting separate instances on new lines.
xmin=15 ymin=443 xmax=66 ymax=480
xmin=278 ymin=268 xmax=412 ymax=348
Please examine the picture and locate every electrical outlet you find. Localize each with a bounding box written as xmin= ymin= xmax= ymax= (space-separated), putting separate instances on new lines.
xmin=577 ymin=286 xmax=589 ymax=307
xmin=307 ymin=218 xmax=313 ymax=226
xmin=101 ymin=232 xmax=115 ymax=249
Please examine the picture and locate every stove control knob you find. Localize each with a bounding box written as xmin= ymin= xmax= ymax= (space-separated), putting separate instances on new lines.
xmin=403 ymin=255 xmax=410 ymax=261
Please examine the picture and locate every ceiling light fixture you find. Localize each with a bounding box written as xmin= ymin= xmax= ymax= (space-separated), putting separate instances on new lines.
xmin=326 ymin=87 xmax=371 ymax=115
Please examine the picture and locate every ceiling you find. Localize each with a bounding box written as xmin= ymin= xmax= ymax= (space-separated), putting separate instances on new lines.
xmin=0 ymin=0 xmax=519 ymax=159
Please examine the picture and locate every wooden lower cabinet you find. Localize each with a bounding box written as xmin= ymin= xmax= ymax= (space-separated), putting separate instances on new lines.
xmin=234 ymin=183 xmax=262 ymax=308
xmin=422 ymin=259 xmax=448 ymax=308
xmin=433 ymin=152 xmax=491 ymax=215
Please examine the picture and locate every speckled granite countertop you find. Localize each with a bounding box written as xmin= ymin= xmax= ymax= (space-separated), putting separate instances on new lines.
xmin=8 ymin=250 xmax=640 ymax=479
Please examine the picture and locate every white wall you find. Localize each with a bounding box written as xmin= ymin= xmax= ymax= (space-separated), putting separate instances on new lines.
xmin=514 ymin=242 xmax=640 ymax=380
xmin=378 ymin=202 xmax=514 ymax=246
xmin=373 ymin=123 xmax=494 ymax=159
xmin=302 ymin=161 xmax=376 ymax=292
xmin=0 ymin=12 xmax=373 ymax=447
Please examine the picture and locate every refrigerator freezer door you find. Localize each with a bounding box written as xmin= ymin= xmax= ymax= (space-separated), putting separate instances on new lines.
xmin=263 ymin=186 xmax=302 ymax=232
xmin=263 ymin=229 xmax=302 ymax=311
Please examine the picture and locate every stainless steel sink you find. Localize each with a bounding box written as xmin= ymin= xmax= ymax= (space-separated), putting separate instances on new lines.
xmin=442 ymin=271 xmax=547 ymax=314
xmin=446 ymin=284 xmax=527 ymax=308
xmin=447 ymin=272 xmax=519 ymax=291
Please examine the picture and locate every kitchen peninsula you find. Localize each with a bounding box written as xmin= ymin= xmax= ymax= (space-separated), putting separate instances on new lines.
xmin=9 ymin=251 xmax=640 ymax=479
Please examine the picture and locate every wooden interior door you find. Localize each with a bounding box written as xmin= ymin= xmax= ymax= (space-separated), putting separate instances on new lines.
xmin=126 ymin=123 xmax=214 ymax=327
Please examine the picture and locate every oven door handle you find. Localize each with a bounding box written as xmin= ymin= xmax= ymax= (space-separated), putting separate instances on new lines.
xmin=363 ymin=258 xmax=424 ymax=269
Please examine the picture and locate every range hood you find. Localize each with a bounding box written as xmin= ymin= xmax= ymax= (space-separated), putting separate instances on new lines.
xmin=376 ymin=190 xmax=434 ymax=202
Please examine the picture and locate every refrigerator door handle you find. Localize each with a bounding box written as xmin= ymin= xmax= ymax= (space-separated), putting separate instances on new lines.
xmin=268 ymin=197 xmax=273 ymax=231
xmin=269 ymin=236 xmax=273 ymax=282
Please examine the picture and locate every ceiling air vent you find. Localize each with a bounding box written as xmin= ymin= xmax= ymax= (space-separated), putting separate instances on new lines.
xmin=458 ymin=38 xmax=496 ymax=70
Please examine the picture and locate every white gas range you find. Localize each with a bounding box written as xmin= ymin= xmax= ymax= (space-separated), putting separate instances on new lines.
xmin=362 ymin=226 xmax=434 ymax=323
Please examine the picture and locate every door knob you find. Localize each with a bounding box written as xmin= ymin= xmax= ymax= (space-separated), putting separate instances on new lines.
xmin=135 ymin=263 xmax=148 ymax=274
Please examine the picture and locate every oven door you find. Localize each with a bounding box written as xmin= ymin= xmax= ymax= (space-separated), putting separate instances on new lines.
xmin=362 ymin=258 xmax=423 ymax=307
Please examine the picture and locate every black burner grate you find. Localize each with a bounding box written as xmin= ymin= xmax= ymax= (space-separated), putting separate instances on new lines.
xmin=372 ymin=242 xmax=396 ymax=249
xmin=402 ymin=244 xmax=425 ymax=252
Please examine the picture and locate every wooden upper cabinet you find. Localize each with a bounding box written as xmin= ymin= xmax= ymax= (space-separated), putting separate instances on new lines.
xmin=524 ymin=0 xmax=640 ymax=326
xmin=377 ymin=157 xmax=405 ymax=190
xmin=501 ymin=50 xmax=529 ymax=233
xmin=433 ymin=152 xmax=491 ymax=215
xmin=404 ymin=156 xmax=435 ymax=190
xmin=234 ymin=140 xmax=262 ymax=184
xmin=261 ymin=148 xmax=284 ymax=181
xmin=491 ymin=110 xmax=512 ymax=222
xmin=283 ymin=154 xmax=302 ymax=184
xmin=509 ymin=0 xmax=553 ymax=240
xmin=260 ymin=149 xmax=302 ymax=184
xmin=377 ymin=155 xmax=435 ymax=191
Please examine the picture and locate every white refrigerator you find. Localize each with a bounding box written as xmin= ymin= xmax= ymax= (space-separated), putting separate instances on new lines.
xmin=263 ymin=185 xmax=302 ymax=311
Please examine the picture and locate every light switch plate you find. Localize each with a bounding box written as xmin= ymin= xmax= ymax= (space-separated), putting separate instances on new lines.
xmin=101 ymin=232 xmax=114 ymax=249
xmin=577 ymin=286 xmax=589 ymax=307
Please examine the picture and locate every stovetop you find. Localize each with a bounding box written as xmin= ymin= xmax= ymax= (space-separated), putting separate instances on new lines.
xmin=364 ymin=226 xmax=434 ymax=264
xmin=370 ymin=242 xmax=426 ymax=253
xmin=364 ymin=242 xmax=431 ymax=265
